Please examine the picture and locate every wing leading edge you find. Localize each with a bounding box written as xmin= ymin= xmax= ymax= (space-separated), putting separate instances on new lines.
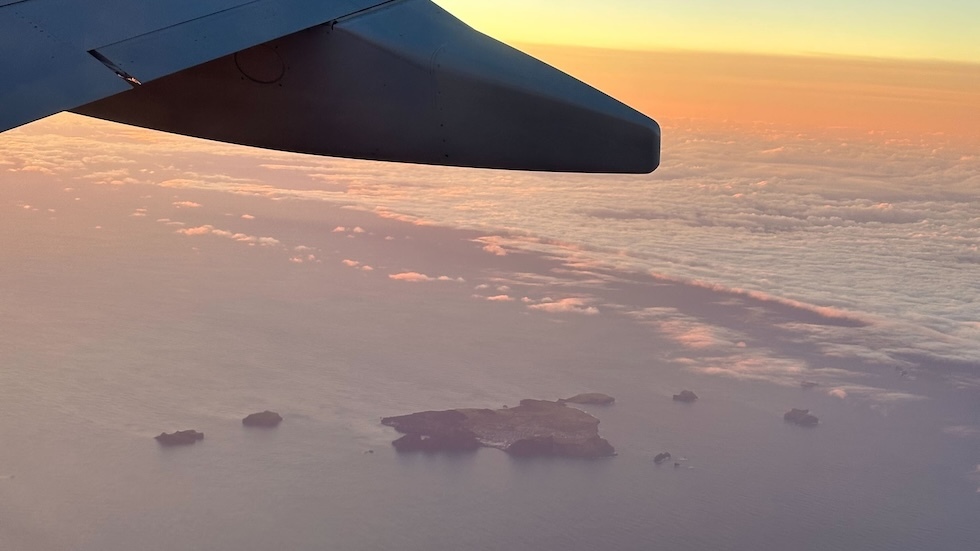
xmin=6 ymin=0 xmax=660 ymax=173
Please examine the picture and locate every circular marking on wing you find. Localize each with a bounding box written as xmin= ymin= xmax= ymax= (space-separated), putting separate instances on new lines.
xmin=234 ymin=45 xmax=285 ymax=84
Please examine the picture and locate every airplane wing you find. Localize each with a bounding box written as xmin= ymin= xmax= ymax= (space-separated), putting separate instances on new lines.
xmin=0 ymin=0 xmax=660 ymax=173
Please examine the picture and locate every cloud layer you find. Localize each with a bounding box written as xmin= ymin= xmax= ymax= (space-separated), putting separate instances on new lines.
xmin=4 ymin=113 xmax=977 ymax=398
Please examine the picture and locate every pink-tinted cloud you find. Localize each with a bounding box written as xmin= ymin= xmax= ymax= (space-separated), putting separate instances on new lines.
xmin=658 ymin=320 xmax=734 ymax=350
xmin=483 ymin=243 xmax=507 ymax=255
xmin=389 ymin=272 xmax=434 ymax=282
xmin=172 ymin=201 xmax=202 ymax=208
xmin=486 ymin=295 xmax=515 ymax=302
xmin=15 ymin=165 xmax=55 ymax=175
xmin=176 ymin=225 xmax=280 ymax=247
xmin=693 ymin=355 xmax=808 ymax=386
xmin=527 ymin=297 xmax=599 ymax=315
xmin=474 ymin=236 xmax=509 ymax=256
xmin=371 ymin=207 xmax=434 ymax=226
xmin=6 ymin=112 xmax=978 ymax=389
xmin=387 ymin=272 xmax=462 ymax=282
xmin=178 ymin=225 xmax=214 ymax=236
xmin=648 ymin=273 xmax=872 ymax=327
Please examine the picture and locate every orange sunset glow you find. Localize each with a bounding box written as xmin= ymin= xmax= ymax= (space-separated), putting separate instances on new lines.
xmin=433 ymin=0 xmax=980 ymax=144
xmin=523 ymin=45 xmax=980 ymax=143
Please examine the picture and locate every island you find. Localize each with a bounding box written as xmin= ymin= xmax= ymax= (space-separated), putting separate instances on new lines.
xmin=242 ymin=410 xmax=283 ymax=427
xmin=784 ymin=408 xmax=819 ymax=427
xmin=558 ymin=393 xmax=615 ymax=405
xmin=672 ymin=390 xmax=698 ymax=402
xmin=155 ymin=430 xmax=204 ymax=446
xmin=381 ymin=399 xmax=615 ymax=458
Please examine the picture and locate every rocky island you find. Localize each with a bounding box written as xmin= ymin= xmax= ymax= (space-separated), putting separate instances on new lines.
xmin=242 ymin=410 xmax=283 ymax=427
xmin=784 ymin=408 xmax=819 ymax=427
xmin=382 ymin=399 xmax=615 ymax=458
xmin=672 ymin=390 xmax=698 ymax=403
xmin=155 ymin=430 xmax=204 ymax=446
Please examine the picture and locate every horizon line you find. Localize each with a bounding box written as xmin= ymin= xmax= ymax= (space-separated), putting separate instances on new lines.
xmin=513 ymin=41 xmax=980 ymax=69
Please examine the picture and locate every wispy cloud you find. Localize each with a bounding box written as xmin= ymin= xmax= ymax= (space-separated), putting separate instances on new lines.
xmin=693 ymin=355 xmax=807 ymax=385
xmin=341 ymin=259 xmax=373 ymax=271
xmin=13 ymin=165 xmax=55 ymax=175
xmin=389 ymin=272 xmax=434 ymax=282
xmin=289 ymin=254 xmax=319 ymax=264
xmin=177 ymin=225 xmax=214 ymax=236
xmin=176 ymin=225 xmax=280 ymax=247
xmin=474 ymin=236 xmax=509 ymax=256
xmin=527 ymin=297 xmax=599 ymax=315
xmin=942 ymin=426 xmax=980 ymax=439
xmin=4 ymin=112 xmax=978 ymax=395
xmin=657 ymin=319 xmax=738 ymax=350
xmin=389 ymin=272 xmax=462 ymax=283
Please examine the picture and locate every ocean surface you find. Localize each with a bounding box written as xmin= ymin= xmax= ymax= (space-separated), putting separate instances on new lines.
xmin=1 ymin=115 xmax=978 ymax=550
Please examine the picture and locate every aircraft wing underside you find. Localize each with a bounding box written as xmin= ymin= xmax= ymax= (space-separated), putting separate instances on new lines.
xmin=0 ymin=0 xmax=660 ymax=173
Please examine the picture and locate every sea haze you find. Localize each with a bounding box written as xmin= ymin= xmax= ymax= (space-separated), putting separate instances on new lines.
xmin=1 ymin=114 xmax=978 ymax=550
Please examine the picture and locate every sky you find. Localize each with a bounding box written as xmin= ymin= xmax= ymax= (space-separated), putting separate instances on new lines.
xmin=436 ymin=0 xmax=980 ymax=63
xmin=433 ymin=1 xmax=980 ymax=143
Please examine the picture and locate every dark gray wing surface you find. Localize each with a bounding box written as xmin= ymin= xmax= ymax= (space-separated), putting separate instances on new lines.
xmin=4 ymin=0 xmax=660 ymax=173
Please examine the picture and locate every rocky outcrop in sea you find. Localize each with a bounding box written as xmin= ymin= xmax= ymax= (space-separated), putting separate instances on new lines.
xmin=382 ymin=398 xmax=615 ymax=458
xmin=784 ymin=408 xmax=819 ymax=427
xmin=155 ymin=430 xmax=204 ymax=446
xmin=672 ymin=390 xmax=698 ymax=403
xmin=242 ymin=411 xmax=283 ymax=427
